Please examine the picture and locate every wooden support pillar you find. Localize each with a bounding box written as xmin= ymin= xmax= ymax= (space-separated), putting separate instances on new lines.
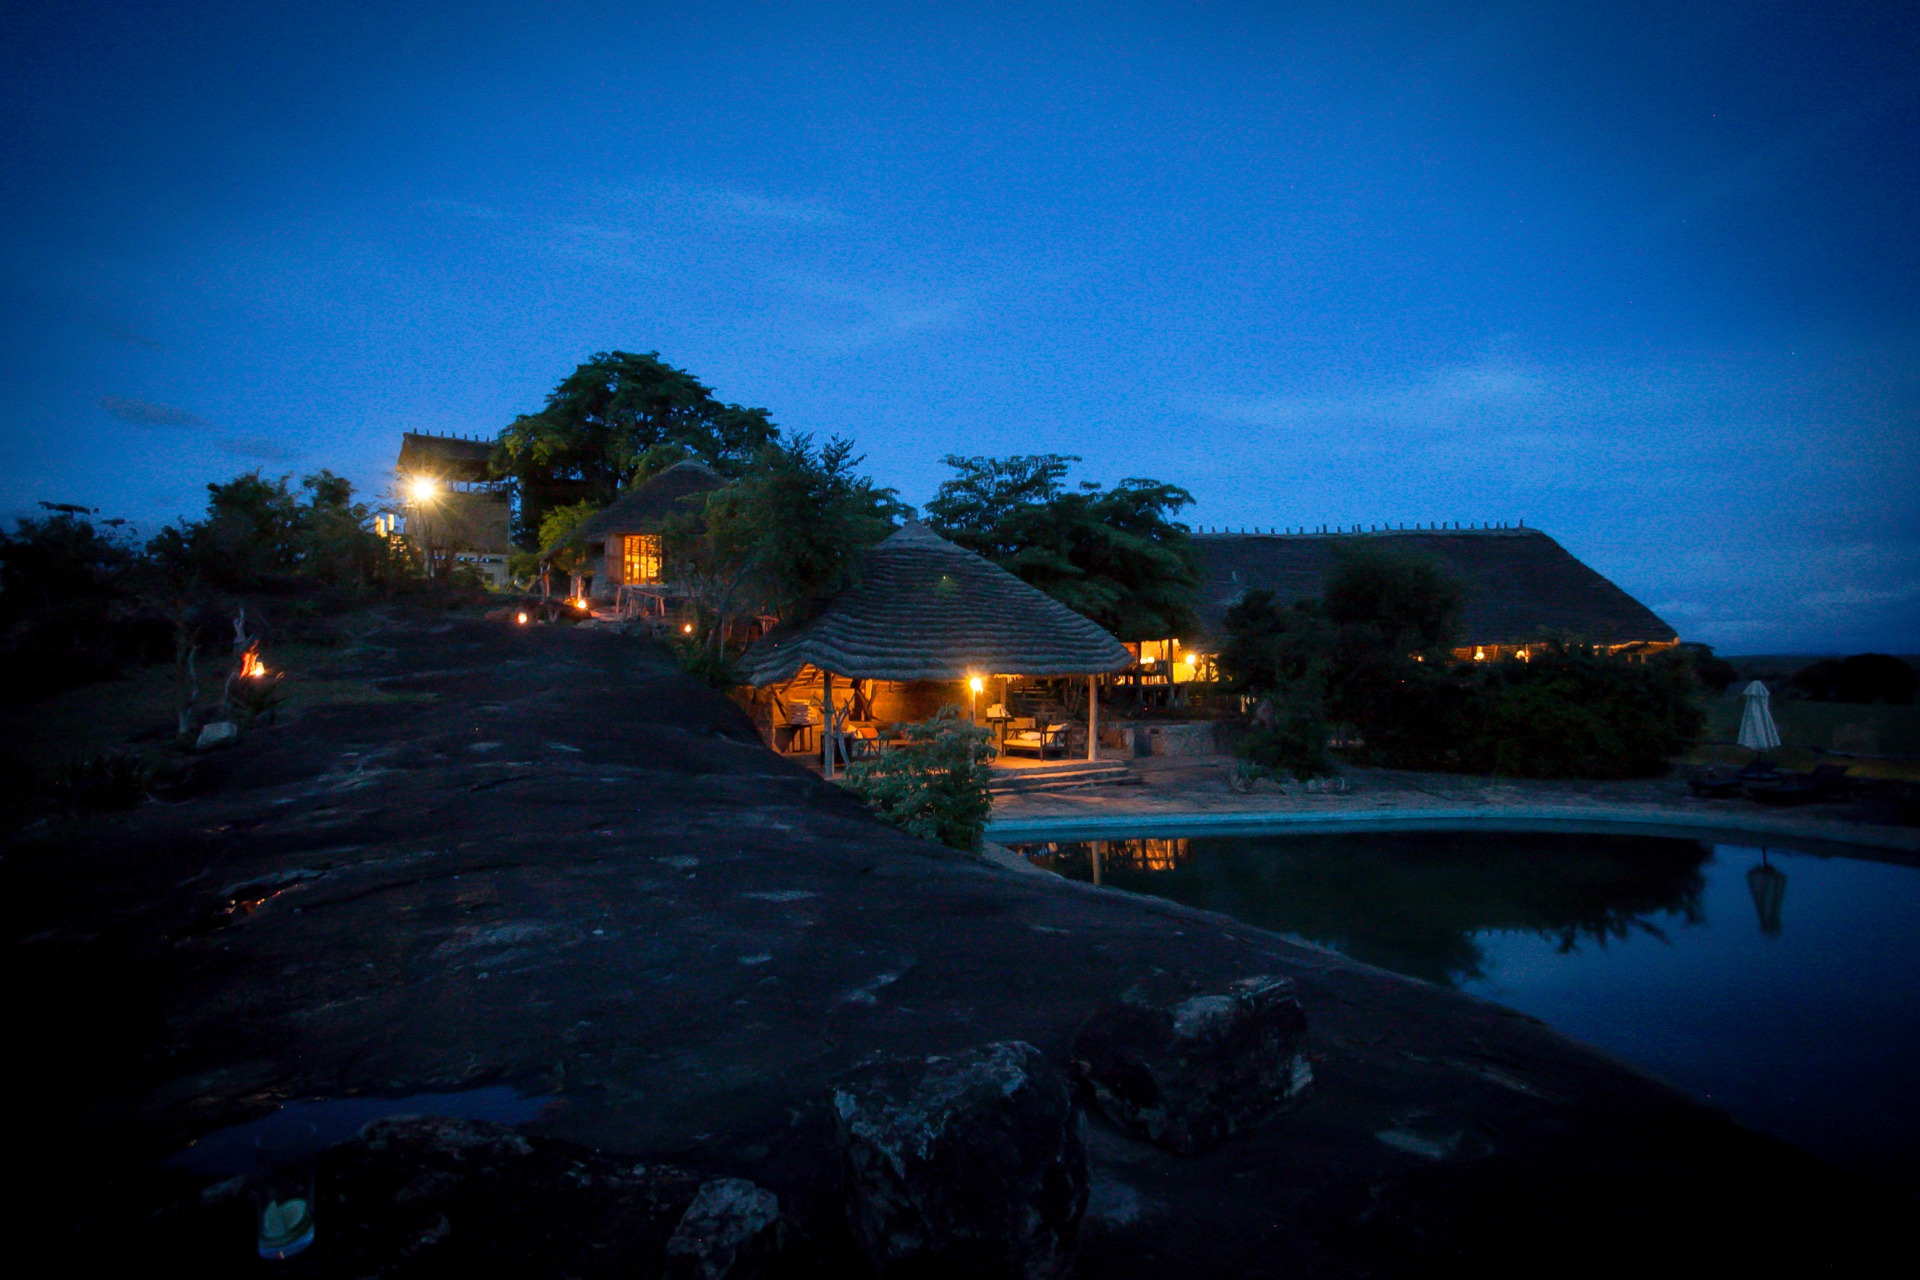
xmin=822 ymin=669 xmax=835 ymax=780
xmin=1087 ymin=673 xmax=1098 ymax=762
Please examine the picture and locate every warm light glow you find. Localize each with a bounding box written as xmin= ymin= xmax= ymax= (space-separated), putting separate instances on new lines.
xmin=682 ymin=622 xmax=694 ymax=634
xmin=408 ymin=476 xmax=437 ymax=503
xmin=516 ymin=612 xmax=528 ymax=624
xmin=969 ymin=676 xmax=984 ymax=694
xmin=240 ymin=651 xmax=267 ymax=679
xmin=1474 ymin=646 xmax=1486 ymax=661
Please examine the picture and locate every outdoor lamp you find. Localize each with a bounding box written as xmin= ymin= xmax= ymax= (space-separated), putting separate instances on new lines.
xmin=516 ymin=612 xmax=528 ymax=624
xmin=409 ymin=476 xmax=437 ymax=503
xmin=968 ymin=677 xmax=984 ymax=694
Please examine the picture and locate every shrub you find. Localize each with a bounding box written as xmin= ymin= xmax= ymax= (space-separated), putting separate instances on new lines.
xmin=1679 ymin=643 xmax=1739 ymax=694
xmin=841 ymin=706 xmax=996 ymax=852
xmin=1461 ymin=646 xmax=1704 ymax=779
xmin=50 ymin=749 xmax=152 ymax=815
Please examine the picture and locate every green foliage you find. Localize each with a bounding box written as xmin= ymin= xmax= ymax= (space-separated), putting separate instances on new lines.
xmin=1321 ymin=542 xmax=1465 ymax=657
xmin=0 ymin=507 xmax=153 ymax=690
xmin=495 ymin=351 xmax=779 ymax=542
xmin=146 ymin=470 xmax=414 ymax=594
xmin=50 ymin=749 xmax=152 ymax=815
xmin=534 ymin=500 xmax=602 ymax=576
xmin=925 ymin=455 xmax=1199 ymax=640
xmin=663 ymin=434 xmax=904 ymax=668
xmin=841 ymin=706 xmax=997 ymax=852
xmin=1681 ymin=642 xmax=1739 ymax=694
xmin=1791 ymin=653 xmax=1916 ymax=705
xmin=1465 ymin=646 xmax=1706 ymax=778
xmin=1216 ymin=590 xmax=1335 ymax=779
xmin=1218 ymin=553 xmax=1701 ymax=779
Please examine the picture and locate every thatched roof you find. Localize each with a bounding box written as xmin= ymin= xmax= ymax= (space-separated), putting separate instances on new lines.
xmin=397 ymin=432 xmax=495 ymax=483
xmin=571 ymin=461 xmax=724 ymax=545
xmin=1194 ymin=527 xmax=1677 ymax=647
xmin=739 ymin=523 xmax=1134 ymax=685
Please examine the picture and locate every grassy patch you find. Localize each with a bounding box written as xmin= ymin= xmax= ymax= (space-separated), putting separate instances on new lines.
xmin=1687 ymin=692 xmax=1920 ymax=781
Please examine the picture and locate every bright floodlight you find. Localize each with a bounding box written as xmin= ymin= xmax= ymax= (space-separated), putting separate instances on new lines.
xmin=968 ymin=676 xmax=984 ymax=693
xmin=409 ymin=476 xmax=437 ymax=502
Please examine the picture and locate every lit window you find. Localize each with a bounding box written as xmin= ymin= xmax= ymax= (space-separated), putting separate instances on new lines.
xmin=623 ymin=534 xmax=662 ymax=584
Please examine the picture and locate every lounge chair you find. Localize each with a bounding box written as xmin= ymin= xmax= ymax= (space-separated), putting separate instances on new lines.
xmin=1747 ymin=762 xmax=1851 ymax=806
xmin=1003 ymin=718 xmax=1070 ymax=759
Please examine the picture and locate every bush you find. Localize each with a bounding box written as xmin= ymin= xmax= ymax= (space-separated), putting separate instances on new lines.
xmin=50 ymin=749 xmax=152 ymax=815
xmin=1460 ymin=646 xmax=1704 ymax=779
xmin=840 ymin=706 xmax=996 ymax=852
xmin=1680 ymin=643 xmax=1739 ymax=694
xmin=1791 ymin=653 xmax=1916 ymax=705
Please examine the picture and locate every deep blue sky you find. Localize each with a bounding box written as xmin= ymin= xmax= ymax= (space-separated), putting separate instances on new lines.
xmin=3 ymin=1 xmax=1915 ymax=651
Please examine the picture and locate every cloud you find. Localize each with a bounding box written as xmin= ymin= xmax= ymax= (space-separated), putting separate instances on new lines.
xmin=218 ymin=436 xmax=296 ymax=462
xmin=97 ymin=396 xmax=208 ymax=428
xmin=1200 ymin=359 xmax=1552 ymax=431
xmin=1798 ymin=582 xmax=1920 ymax=608
xmin=418 ymin=198 xmax=506 ymax=221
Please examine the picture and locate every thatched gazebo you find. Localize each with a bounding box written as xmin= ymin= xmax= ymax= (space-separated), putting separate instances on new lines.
xmin=737 ymin=523 xmax=1132 ymax=774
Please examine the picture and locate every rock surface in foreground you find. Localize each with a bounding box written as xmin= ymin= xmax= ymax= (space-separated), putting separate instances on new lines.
xmin=833 ymin=1040 xmax=1087 ymax=1280
xmin=664 ymin=1177 xmax=783 ymax=1280
xmin=1073 ymin=973 xmax=1311 ymax=1154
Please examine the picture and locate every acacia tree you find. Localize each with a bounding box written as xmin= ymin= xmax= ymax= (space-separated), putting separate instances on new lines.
xmin=924 ymin=454 xmax=1199 ymax=641
xmin=494 ymin=351 xmax=779 ymax=543
xmin=663 ymin=435 xmax=905 ymax=678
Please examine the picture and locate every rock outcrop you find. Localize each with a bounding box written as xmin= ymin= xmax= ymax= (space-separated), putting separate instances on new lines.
xmin=1072 ymin=974 xmax=1311 ymax=1154
xmin=832 ymin=1040 xmax=1088 ymax=1279
xmin=664 ymin=1177 xmax=783 ymax=1280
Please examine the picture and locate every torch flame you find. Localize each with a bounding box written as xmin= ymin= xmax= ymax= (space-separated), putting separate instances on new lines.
xmin=240 ymin=650 xmax=267 ymax=679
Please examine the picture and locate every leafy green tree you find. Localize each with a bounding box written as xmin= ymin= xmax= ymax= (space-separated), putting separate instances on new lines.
xmin=925 ymin=454 xmax=1199 ymax=641
xmin=1216 ymin=589 xmax=1335 ymax=779
xmin=0 ymin=506 xmax=147 ymax=693
xmin=841 ymin=706 xmax=997 ymax=851
xmin=663 ymin=434 xmax=905 ymax=673
xmin=532 ymin=500 xmax=602 ymax=578
xmin=495 ymin=351 xmax=780 ymax=543
xmin=1321 ymin=542 xmax=1465 ymax=658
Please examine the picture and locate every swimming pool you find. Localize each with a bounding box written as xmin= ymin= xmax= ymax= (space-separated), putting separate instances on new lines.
xmin=1006 ymin=826 xmax=1920 ymax=1192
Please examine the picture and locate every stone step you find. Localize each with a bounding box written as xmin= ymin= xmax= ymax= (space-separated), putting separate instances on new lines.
xmin=988 ymin=761 xmax=1133 ymax=795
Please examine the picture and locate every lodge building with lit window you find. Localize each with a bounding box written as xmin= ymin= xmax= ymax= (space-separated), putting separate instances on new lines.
xmin=1190 ymin=524 xmax=1678 ymax=663
xmin=563 ymin=460 xmax=724 ymax=613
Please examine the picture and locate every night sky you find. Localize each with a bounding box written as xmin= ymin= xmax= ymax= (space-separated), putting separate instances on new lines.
xmin=2 ymin=1 xmax=1915 ymax=651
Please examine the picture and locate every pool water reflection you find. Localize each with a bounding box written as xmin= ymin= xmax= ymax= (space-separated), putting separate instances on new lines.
xmin=1011 ymin=829 xmax=1920 ymax=1191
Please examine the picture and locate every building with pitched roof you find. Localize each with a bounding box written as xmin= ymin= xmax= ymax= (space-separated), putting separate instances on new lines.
xmin=557 ymin=460 xmax=725 ymax=606
xmin=738 ymin=522 xmax=1133 ymax=770
xmin=1192 ymin=525 xmax=1677 ymax=663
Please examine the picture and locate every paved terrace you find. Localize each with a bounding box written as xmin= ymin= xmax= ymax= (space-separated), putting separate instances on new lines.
xmin=990 ymin=753 xmax=1920 ymax=855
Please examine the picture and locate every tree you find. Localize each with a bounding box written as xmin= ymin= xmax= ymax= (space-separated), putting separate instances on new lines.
xmin=1216 ymin=589 xmax=1336 ymax=779
xmin=662 ymin=435 xmax=905 ymax=677
xmin=495 ymin=351 xmax=780 ymax=543
xmin=925 ymin=454 xmax=1199 ymax=641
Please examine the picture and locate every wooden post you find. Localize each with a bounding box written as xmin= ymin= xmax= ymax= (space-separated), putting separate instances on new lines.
xmin=822 ymin=669 xmax=835 ymax=779
xmin=1091 ymin=840 xmax=1103 ymax=887
xmin=1087 ymin=673 xmax=1098 ymax=761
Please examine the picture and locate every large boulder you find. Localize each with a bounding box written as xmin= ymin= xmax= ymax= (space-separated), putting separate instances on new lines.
xmin=664 ymin=1177 xmax=783 ymax=1280
xmin=832 ymin=1040 xmax=1088 ymax=1280
xmin=1072 ymin=973 xmax=1311 ymax=1155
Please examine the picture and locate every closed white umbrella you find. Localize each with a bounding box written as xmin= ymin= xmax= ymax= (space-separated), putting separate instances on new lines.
xmin=1737 ymin=680 xmax=1782 ymax=755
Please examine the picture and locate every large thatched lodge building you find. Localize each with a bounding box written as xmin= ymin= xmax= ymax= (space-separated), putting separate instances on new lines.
xmin=1191 ymin=524 xmax=1678 ymax=663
